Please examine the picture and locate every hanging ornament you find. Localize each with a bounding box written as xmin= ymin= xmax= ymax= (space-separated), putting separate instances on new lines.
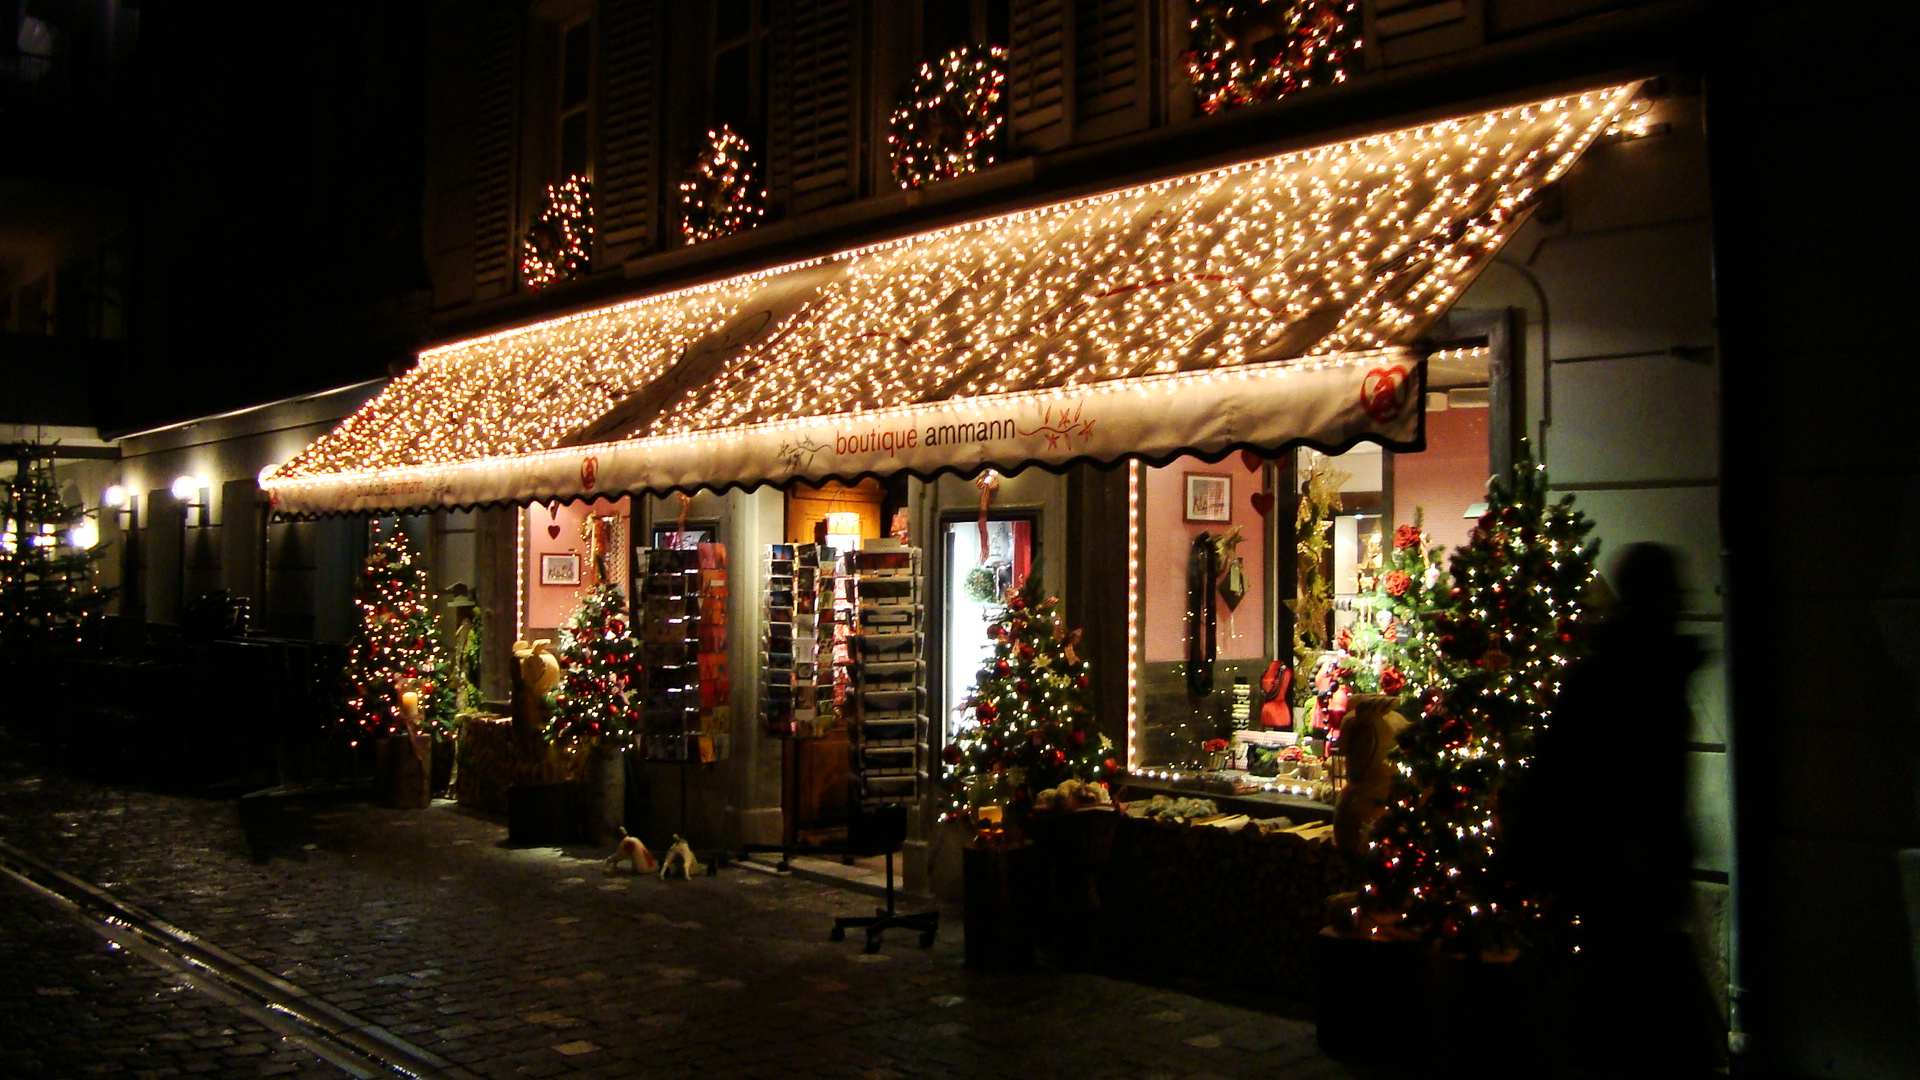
xmin=888 ymin=44 xmax=1009 ymax=189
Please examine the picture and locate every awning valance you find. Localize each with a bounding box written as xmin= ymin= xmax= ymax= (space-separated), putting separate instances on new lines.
xmin=265 ymin=85 xmax=1635 ymax=515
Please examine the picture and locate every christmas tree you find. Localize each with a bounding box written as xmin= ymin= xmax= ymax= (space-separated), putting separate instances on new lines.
xmin=0 ymin=450 xmax=106 ymax=653
xmin=546 ymin=584 xmax=641 ymax=747
xmin=342 ymin=527 xmax=454 ymax=745
xmin=940 ymin=582 xmax=1116 ymax=824
xmin=1341 ymin=509 xmax=1450 ymax=702
xmin=1357 ymin=457 xmax=1597 ymax=951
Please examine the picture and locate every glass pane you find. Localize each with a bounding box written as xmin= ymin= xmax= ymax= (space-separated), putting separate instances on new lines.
xmin=942 ymin=518 xmax=1033 ymax=742
xmin=716 ymin=0 xmax=752 ymax=41
xmin=923 ymin=0 xmax=972 ymax=55
xmin=560 ymin=110 xmax=589 ymax=179
xmin=562 ymin=22 xmax=591 ymax=108
xmin=712 ymin=44 xmax=749 ymax=131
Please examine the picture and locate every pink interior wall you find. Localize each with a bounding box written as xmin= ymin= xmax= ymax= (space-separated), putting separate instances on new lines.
xmin=1394 ymin=406 xmax=1489 ymax=554
xmin=1143 ymin=455 xmax=1267 ymax=662
xmin=524 ymin=496 xmax=630 ymax=632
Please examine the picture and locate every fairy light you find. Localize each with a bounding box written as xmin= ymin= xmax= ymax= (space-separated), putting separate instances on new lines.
xmin=514 ymin=509 xmax=527 ymax=638
xmin=1186 ymin=0 xmax=1362 ymax=115
xmin=1126 ymin=459 xmax=1142 ymax=772
xmin=679 ymin=125 xmax=766 ymax=245
xmin=523 ymin=175 xmax=595 ymax=288
xmin=889 ymin=44 xmax=1008 ymax=188
xmin=270 ymin=88 xmax=1636 ymax=497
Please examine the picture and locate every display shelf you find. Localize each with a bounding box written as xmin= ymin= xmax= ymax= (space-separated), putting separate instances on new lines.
xmin=838 ymin=540 xmax=928 ymax=810
xmin=635 ymin=542 xmax=730 ymax=761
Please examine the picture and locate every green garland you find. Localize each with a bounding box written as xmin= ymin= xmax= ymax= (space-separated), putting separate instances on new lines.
xmin=888 ymin=44 xmax=1008 ymax=189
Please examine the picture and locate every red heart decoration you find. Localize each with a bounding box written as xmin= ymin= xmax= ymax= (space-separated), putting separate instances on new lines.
xmin=1251 ymin=491 xmax=1275 ymax=517
xmin=1239 ymin=449 xmax=1265 ymax=472
xmin=547 ymin=524 xmax=562 ymax=539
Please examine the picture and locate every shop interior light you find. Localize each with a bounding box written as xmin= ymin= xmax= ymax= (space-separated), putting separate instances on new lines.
xmin=257 ymin=463 xmax=280 ymax=487
xmin=70 ymin=519 xmax=99 ymax=550
xmin=171 ymin=475 xmax=205 ymax=502
xmin=102 ymin=484 xmax=127 ymax=508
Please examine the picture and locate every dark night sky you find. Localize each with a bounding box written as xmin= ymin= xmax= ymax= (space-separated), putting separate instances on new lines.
xmin=105 ymin=1 xmax=430 ymax=433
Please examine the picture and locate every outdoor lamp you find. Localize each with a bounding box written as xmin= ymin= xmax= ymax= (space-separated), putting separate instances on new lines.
xmin=172 ymin=475 xmax=210 ymax=526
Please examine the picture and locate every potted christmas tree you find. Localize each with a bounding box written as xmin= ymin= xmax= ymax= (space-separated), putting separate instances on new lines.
xmin=1320 ymin=455 xmax=1597 ymax=1059
xmin=342 ymin=526 xmax=455 ymax=808
xmin=940 ymin=580 xmax=1118 ymax=968
xmin=546 ymin=583 xmax=641 ymax=845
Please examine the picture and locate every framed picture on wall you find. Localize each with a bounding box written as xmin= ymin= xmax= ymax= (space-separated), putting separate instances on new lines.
xmin=1183 ymin=473 xmax=1233 ymax=523
xmin=540 ymin=552 xmax=581 ymax=586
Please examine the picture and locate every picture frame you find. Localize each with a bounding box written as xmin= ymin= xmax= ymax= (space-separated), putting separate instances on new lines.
xmin=1183 ymin=472 xmax=1233 ymax=523
xmin=539 ymin=552 xmax=581 ymax=586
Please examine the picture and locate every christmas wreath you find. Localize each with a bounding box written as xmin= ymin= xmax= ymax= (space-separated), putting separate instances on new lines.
xmin=678 ymin=125 xmax=767 ymax=245
xmin=522 ymin=175 xmax=594 ymax=288
xmin=1184 ymin=0 xmax=1361 ymax=115
xmin=887 ymin=44 xmax=1008 ymax=189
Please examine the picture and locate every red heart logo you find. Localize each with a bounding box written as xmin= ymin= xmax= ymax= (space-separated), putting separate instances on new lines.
xmin=547 ymin=524 xmax=562 ymax=539
xmin=1251 ymin=491 xmax=1275 ymax=517
xmin=579 ymin=455 xmax=599 ymax=491
xmin=1361 ymin=365 xmax=1411 ymax=423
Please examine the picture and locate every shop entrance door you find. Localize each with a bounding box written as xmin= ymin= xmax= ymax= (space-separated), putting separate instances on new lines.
xmin=940 ymin=516 xmax=1035 ymax=744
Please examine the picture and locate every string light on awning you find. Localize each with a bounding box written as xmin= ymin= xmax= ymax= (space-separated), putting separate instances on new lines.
xmin=270 ymin=86 xmax=1636 ymax=493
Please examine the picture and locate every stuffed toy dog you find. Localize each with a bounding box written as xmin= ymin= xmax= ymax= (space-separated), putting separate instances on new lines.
xmin=659 ymin=835 xmax=704 ymax=880
xmin=603 ymin=827 xmax=658 ymax=874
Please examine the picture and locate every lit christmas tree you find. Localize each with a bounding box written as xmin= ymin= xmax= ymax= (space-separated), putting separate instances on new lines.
xmin=546 ymin=584 xmax=640 ymax=747
xmin=1341 ymin=509 xmax=1450 ymax=702
xmin=522 ymin=175 xmax=594 ymax=288
xmin=940 ymin=582 xmax=1116 ymax=824
xmin=887 ymin=44 xmax=1008 ymax=189
xmin=342 ymin=527 xmax=454 ymax=745
xmin=1184 ymin=0 xmax=1361 ymax=115
xmin=0 ymin=450 xmax=106 ymax=653
xmin=1357 ymin=457 xmax=1597 ymax=951
xmin=678 ymin=125 xmax=767 ymax=245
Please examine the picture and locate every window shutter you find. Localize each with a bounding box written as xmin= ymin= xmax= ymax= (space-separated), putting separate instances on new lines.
xmin=1073 ymin=0 xmax=1148 ymax=140
xmin=1008 ymin=0 xmax=1070 ymax=152
xmin=472 ymin=13 xmax=521 ymax=300
xmin=771 ymin=0 xmax=859 ymax=215
xmin=598 ymin=0 xmax=659 ymax=257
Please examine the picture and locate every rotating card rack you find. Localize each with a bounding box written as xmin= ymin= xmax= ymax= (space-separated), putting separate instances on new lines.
xmin=828 ymin=538 xmax=939 ymax=952
xmin=634 ymin=542 xmax=730 ymax=872
xmin=839 ymin=540 xmax=926 ymax=812
xmin=760 ymin=542 xmax=837 ymax=739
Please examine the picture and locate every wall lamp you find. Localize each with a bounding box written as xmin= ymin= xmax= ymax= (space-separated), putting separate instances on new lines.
xmin=172 ymin=475 xmax=210 ymax=526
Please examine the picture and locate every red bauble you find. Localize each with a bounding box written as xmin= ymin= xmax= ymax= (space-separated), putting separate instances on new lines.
xmin=941 ymin=743 xmax=962 ymax=765
xmin=1018 ymin=644 xmax=1035 ymax=660
xmin=1075 ymin=674 xmax=1089 ymax=689
xmin=1009 ymin=595 xmax=1026 ymax=611
xmin=977 ymin=703 xmax=998 ymax=720
xmin=1070 ymin=730 xmax=1086 ymax=747
xmin=995 ymin=660 xmax=1011 ymax=676
xmin=1048 ymin=750 xmax=1066 ymax=766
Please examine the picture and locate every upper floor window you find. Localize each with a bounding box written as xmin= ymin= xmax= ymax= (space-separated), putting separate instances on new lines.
xmin=558 ymin=19 xmax=592 ymax=179
xmin=711 ymin=0 xmax=769 ymax=139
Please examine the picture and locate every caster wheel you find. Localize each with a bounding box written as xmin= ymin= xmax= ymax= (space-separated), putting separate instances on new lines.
xmin=830 ymin=926 xmax=845 ymax=942
xmin=918 ymin=932 xmax=936 ymax=948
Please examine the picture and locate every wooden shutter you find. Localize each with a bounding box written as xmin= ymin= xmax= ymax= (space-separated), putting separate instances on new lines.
xmin=771 ymin=0 xmax=859 ymax=215
xmin=471 ymin=12 xmax=521 ymax=300
xmin=598 ymin=0 xmax=659 ymax=257
xmin=1008 ymin=0 xmax=1069 ymax=152
xmin=1073 ymin=0 xmax=1148 ymax=140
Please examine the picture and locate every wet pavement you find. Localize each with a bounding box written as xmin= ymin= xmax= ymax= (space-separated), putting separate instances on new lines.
xmin=0 ymin=752 xmax=1375 ymax=1080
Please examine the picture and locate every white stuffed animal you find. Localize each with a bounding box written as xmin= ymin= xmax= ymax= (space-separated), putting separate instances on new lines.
xmin=604 ymin=827 xmax=658 ymax=874
xmin=659 ymin=835 xmax=704 ymax=880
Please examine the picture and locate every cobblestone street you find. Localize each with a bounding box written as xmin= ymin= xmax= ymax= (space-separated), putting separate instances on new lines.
xmin=0 ymin=752 xmax=1375 ymax=1080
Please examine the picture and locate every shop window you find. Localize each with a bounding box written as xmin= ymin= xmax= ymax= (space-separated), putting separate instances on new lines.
xmin=1127 ymin=354 xmax=1494 ymax=792
xmin=939 ymin=514 xmax=1035 ymax=739
xmin=521 ymin=497 xmax=631 ymax=638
